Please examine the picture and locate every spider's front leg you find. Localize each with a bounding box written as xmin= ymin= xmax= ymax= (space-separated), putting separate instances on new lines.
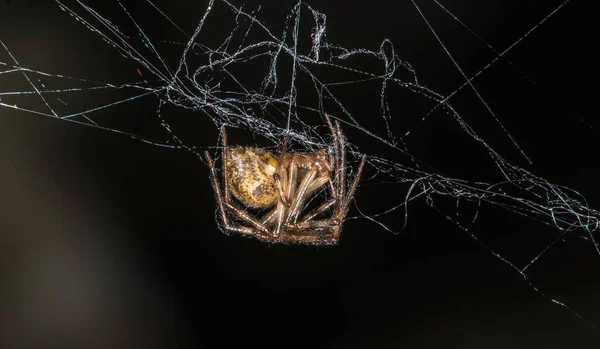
xmin=272 ymin=162 xmax=295 ymax=237
xmin=273 ymin=134 xmax=294 ymax=207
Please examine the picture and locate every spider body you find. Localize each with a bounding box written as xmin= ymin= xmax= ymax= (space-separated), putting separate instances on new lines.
xmin=226 ymin=147 xmax=331 ymax=209
xmin=204 ymin=116 xmax=366 ymax=245
xmin=226 ymin=147 xmax=279 ymax=208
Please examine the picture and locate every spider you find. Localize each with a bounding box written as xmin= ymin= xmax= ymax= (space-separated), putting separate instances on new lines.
xmin=204 ymin=115 xmax=366 ymax=245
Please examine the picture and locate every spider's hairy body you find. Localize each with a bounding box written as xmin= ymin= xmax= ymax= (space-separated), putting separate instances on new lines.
xmin=226 ymin=147 xmax=331 ymax=209
xmin=204 ymin=115 xmax=366 ymax=245
xmin=226 ymin=147 xmax=279 ymax=208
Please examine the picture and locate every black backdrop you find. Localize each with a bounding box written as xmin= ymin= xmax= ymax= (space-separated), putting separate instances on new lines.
xmin=1 ymin=0 xmax=599 ymax=348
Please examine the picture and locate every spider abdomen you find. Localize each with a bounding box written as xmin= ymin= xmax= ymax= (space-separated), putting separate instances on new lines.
xmin=225 ymin=147 xmax=279 ymax=208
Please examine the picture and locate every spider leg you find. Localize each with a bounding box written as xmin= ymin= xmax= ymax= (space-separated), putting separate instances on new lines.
xmin=216 ymin=127 xmax=232 ymax=205
xmin=204 ymin=150 xmax=230 ymax=227
xmin=287 ymin=169 xmax=330 ymax=223
xmin=281 ymin=219 xmax=341 ymax=244
xmin=278 ymin=233 xmax=337 ymax=245
xmin=260 ymin=199 xmax=286 ymax=226
xmin=334 ymin=120 xmax=346 ymax=216
xmin=272 ymin=165 xmax=293 ymax=237
xmin=273 ymin=133 xmax=292 ymax=206
xmin=261 ymin=206 xmax=279 ymax=225
xmin=337 ymin=155 xmax=367 ymax=221
xmin=285 ymin=219 xmax=340 ymax=231
xmin=225 ymin=202 xmax=270 ymax=233
xmin=325 ymin=115 xmax=348 ymax=217
xmin=273 ymin=156 xmax=297 ymax=209
xmin=274 ymin=166 xmax=290 ymax=207
xmin=286 ymin=160 xmax=297 ymax=199
xmin=272 ymin=161 xmax=297 ymax=237
xmin=221 ymin=224 xmax=274 ymax=242
xmin=261 ymin=225 xmax=339 ymax=245
xmin=300 ymin=199 xmax=336 ymax=222
xmin=273 ymin=201 xmax=286 ymax=237
xmin=328 ymin=115 xmax=367 ymax=221
xmin=325 ymin=115 xmax=341 ymax=203
xmin=286 ymin=168 xmax=317 ymax=223
xmin=222 ymin=224 xmax=255 ymax=236
xmin=306 ymin=176 xmax=329 ymax=194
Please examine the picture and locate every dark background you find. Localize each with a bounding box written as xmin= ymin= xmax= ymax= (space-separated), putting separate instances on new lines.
xmin=1 ymin=0 xmax=599 ymax=348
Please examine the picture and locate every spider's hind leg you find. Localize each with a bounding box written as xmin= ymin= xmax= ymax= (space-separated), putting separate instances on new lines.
xmin=274 ymin=134 xmax=293 ymax=207
xmin=205 ymin=150 xmax=230 ymax=228
xmin=337 ymin=155 xmax=367 ymax=221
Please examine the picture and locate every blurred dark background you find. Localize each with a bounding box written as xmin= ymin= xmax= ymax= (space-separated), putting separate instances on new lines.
xmin=1 ymin=0 xmax=599 ymax=348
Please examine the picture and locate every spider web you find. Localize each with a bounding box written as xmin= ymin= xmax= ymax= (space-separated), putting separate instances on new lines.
xmin=1 ymin=0 xmax=598 ymax=329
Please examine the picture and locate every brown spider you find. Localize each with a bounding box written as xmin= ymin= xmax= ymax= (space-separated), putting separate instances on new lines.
xmin=204 ymin=116 xmax=366 ymax=245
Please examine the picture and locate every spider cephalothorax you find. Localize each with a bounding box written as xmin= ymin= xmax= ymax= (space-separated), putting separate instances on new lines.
xmin=204 ymin=115 xmax=366 ymax=245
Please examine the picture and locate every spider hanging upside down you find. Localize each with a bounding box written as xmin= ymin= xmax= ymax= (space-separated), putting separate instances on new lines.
xmin=204 ymin=115 xmax=366 ymax=245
